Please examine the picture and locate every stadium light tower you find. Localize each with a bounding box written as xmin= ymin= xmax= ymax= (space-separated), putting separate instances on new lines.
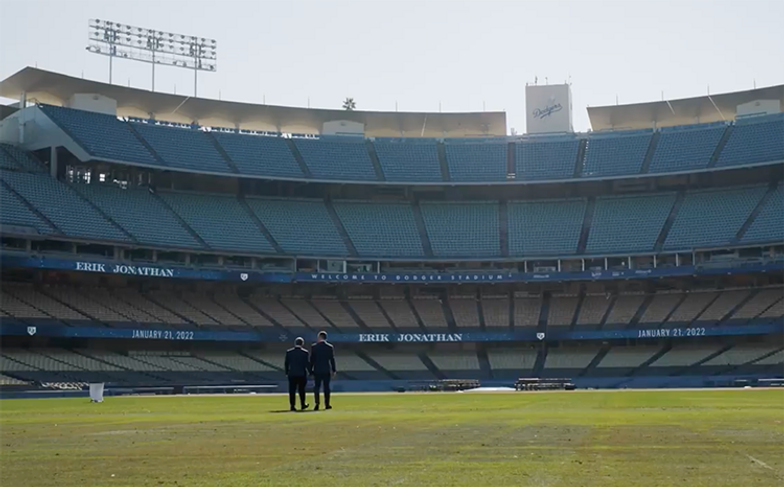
xmin=86 ymin=19 xmax=217 ymax=96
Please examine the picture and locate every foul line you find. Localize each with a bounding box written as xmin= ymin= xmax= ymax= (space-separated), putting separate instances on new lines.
xmin=746 ymin=454 xmax=774 ymax=471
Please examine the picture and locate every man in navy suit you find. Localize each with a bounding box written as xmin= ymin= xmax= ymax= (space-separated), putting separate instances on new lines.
xmin=284 ymin=337 xmax=310 ymax=412
xmin=309 ymin=331 xmax=336 ymax=410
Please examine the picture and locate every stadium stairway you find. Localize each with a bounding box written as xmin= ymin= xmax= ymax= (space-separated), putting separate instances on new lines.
xmin=506 ymin=141 xmax=515 ymax=177
xmin=638 ymin=131 xmax=661 ymax=174
xmin=565 ymin=293 xmax=585 ymax=332
xmin=365 ymin=140 xmax=386 ymax=181
xmin=282 ymin=139 xmax=313 ymax=178
xmin=418 ymin=353 xmax=445 ymax=380
xmin=654 ymin=192 xmax=684 ymax=252
xmin=325 ymin=199 xmax=359 ymax=257
xmin=596 ymin=295 xmax=617 ymax=330
xmin=625 ymin=294 xmax=655 ymax=329
xmin=0 ymin=177 xmax=61 ymax=234
xmin=237 ymin=195 xmax=285 ymax=253
xmin=151 ymin=191 xmax=211 ymax=250
xmin=573 ymin=139 xmax=587 ymax=178
xmin=126 ymin=123 xmax=167 ymax=166
xmin=436 ymin=142 xmax=451 ymax=182
xmin=441 ymin=297 xmax=459 ymax=332
xmin=411 ymin=200 xmax=435 ymax=258
xmin=354 ymin=352 xmax=397 ymax=380
xmin=706 ymin=125 xmax=734 ymax=168
xmin=732 ymin=182 xmax=779 ymax=244
xmin=204 ymin=132 xmax=241 ymax=174
xmin=533 ymin=345 xmax=547 ymax=376
xmin=576 ymin=198 xmax=595 ymax=254
xmin=477 ymin=349 xmax=493 ymax=379
xmin=580 ymin=345 xmax=611 ymax=377
xmin=499 ymin=200 xmax=509 ymax=257
xmin=67 ymin=184 xmax=139 ymax=243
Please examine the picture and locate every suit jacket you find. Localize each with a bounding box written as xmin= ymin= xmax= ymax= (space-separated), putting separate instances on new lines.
xmin=285 ymin=346 xmax=310 ymax=377
xmin=310 ymin=341 xmax=336 ymax=375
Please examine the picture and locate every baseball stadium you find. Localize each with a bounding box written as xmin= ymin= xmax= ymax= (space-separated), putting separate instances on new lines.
xmin=1 ymin=13 xmax=783 ymax=487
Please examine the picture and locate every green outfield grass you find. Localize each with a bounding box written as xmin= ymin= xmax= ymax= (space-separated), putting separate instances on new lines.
xmin=1 ymin=390 xmax=783 ymax=486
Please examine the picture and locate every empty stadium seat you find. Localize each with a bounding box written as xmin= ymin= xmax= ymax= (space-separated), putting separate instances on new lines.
xmin=245 ymin=197 xmax=347 ymax=256
xmin=333 ymin=200 xmax=424 ymax=257
xmin=73 ymin=183 xmax=201 ymax=248
xmin=649 ymin=124 xmax=725 ymax=173
xmin=1 ymin=171 xmax=129 ymax=242
xmin=293 ymin=137 xmax=376 ymax=181
xmin=131 ymin=123 xmax=232 ymax=173
xmin=508 ymin=199 xmax=585 ymax=256
xmin=0 ymin=182 xmax=54 ymax=235
xmin=39 ymin=105 xmax=158 ymax=165
xmin=664 ymin=186 xmax=767 ymax=250
xmin=445 ymin=141 xmax=508 ymax=182
xmin=373 ymin=139 xmax=442 ymax=182
xmin=717 ymin=115 xmax=784 ymax=166
xmin=582 ymin=133 xmax=651 ymax=177
xmin=159 ymin=191 xmax=275 ymax=253
xmin=515 ymin=137 xmax=579 ymax=180
xmin=0 ymin=144 xmax=45 ymax=172
xmin=212 ymin=132 xmax=303 ymax=178
xmin=587 ymin=193 xmax=676 ymax=254
xmin=741 ymin=186 xmax=784 ymax=244
xmin=420 ymin=201 xmax=500 ymax=257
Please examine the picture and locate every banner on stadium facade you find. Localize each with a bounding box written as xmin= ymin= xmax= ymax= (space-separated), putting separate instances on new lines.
xmin=2 ymin=254 xmax=782 ymax=285
xmin=2 ymin=322 xmax=780 ymax=343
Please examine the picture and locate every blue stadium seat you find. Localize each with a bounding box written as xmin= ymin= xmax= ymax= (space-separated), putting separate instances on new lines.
xmin=212 ymin=132 xmax=303 ymax=178
xmin=0 ymin=171 xmax=129 ymax=242
xmin=717 ymin=115 xmax=784 ymax=166
xmin=515 ymin=137 xmax=579 ymax=180
xmin=293 ymin=137 xmax=377 ymax=181
xmin=508 ymin=199 xmax=585 ymax=256
xmin=373 ymin=139 xmax=442 ymax=182
xmin=0 ymin=181 xmax=54 ymax=234
xmin=131 ymin=123 xmax=232 ymax=173
xmin=333 ymin=200 xmax=424 ymax=257
xmin=159 ymin=192 xmax=276 ymax=254
xmin=445 ymin=141 xmax=508 ymax=182
xmin=741 ymin=186 xmax=784 ymax=244
xmin=587 ymin=193 xmax=676 ymax=254
xmin=649 ymin=124 xmax=725 ymax=173
xmin=0 ymin=145 xmax=44 ymax=172
xmin=38 ymin=105 xmax=158 ymax=166
xmin=420 ymin=202 xmax=500 ymax=258
xmin=245 ymin=198 xmax=347 ymax=256
xmin=664 ymin=186 xmax=768 ymax=250
xmin=74 ymin=183 xmax=201 ymax=248
xmin=582 ymin=133 xmax=651 ymax=177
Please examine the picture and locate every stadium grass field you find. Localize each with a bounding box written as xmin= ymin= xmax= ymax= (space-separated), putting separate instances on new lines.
xmin=1 ymin=390 xmax=782 ymax=486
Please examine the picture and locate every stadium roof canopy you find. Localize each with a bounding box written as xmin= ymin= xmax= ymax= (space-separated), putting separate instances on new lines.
xmin=588 ymin=84 xmax=784 ymax=131
xmin=0 ymin=67 xmax=506 ymax=137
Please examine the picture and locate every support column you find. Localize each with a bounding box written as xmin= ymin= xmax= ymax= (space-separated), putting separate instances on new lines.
xmin=50 ymin=147 xmax=58 ymax=178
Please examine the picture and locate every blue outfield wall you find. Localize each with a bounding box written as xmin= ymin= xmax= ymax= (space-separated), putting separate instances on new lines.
xmin=1 ymin=321 xmax=781 ymax=343
xmin=0 ymin=375 xmax=778 ymax=398
xmin=2 ymin=254 xmax=783 ymax=284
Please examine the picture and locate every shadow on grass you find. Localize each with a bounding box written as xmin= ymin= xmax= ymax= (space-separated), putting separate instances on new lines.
xmin=269 ymin=409 xmax=318 ymax=414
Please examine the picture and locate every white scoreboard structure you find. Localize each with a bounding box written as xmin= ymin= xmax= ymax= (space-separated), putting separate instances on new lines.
xmin=525 ymin=83 xmax=574 ymax=134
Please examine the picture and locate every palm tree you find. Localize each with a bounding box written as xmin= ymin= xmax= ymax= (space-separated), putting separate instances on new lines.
xmin=342 ymin=97 xmax=356 ymax=111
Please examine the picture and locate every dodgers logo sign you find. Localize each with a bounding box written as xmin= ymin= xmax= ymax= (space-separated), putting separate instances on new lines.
xmin=532 ymin=102 xmax=563 ymax=119
xmin=27 ymin=326 xmax=37 ymax=336
xmin=240 ymin=273 xmax=249 ymax=282
xmin=536 ymin=332 xmax=545 ymax=341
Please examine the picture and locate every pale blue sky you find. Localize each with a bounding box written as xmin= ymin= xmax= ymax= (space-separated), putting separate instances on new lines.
xmin=1 ymin=0 xmax=782 ymax=132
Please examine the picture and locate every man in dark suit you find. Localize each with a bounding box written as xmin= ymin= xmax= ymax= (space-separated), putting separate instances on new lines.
xmin=309 ymin=331 xmax=336 ymax=410
xmin=284 ymin=337 xmax=310 ymax=412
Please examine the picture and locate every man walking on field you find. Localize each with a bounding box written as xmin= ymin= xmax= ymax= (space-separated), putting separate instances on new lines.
xmin=284 ymin=337 xmax=310 ymax=412
xmin=310 ymin=331 xmax=336 ymax=410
